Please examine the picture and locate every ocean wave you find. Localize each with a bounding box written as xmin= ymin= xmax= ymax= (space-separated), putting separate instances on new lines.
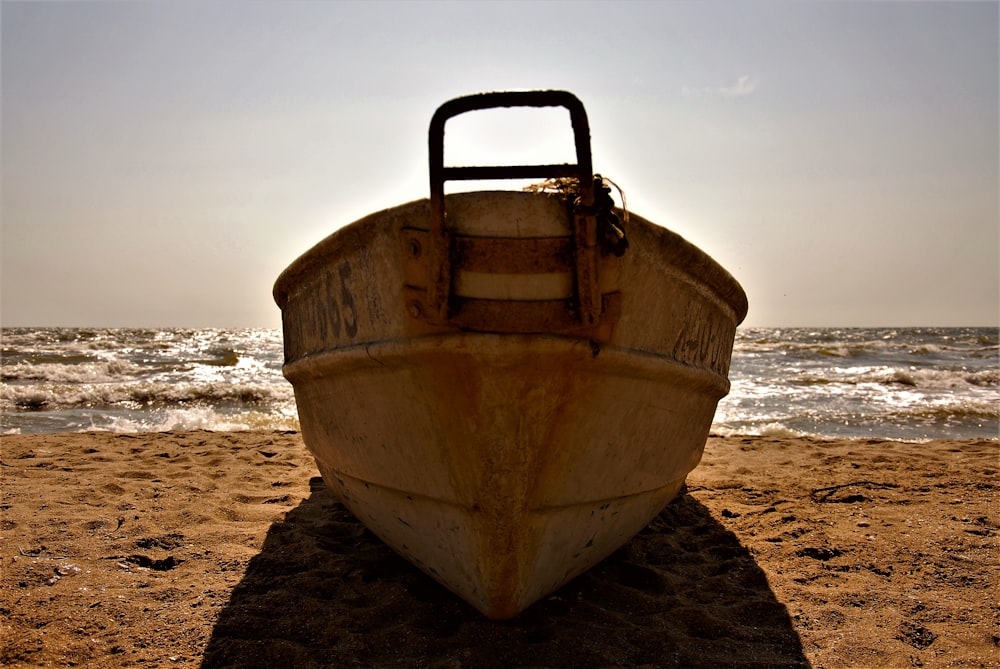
xmin=891 ymin=368 xmax=998 ymax=388
xmin=786 ymin=367 xmax=998 ymax=389
xmin=95 ymin=407 xmax=300 ymax=433
xmin=0 ymin=380 xmax=295 ymax=412
xmin=710 ymin=422 xmax=813 ymax=439
xmin=715 ymin=395 xmax=999 ymax=440
xmin=734 ymin=327 xmax=999 ymax=361
xmin=895 ymin=400 xmax=1000 ymax=421
xmin=1 ymin=359 xmax=144 ymax=383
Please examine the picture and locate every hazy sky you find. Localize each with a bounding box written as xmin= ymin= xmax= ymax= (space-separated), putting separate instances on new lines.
xmin=2 ymin=1 xmax=997 ymax=328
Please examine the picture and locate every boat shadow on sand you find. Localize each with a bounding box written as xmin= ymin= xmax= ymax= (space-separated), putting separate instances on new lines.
xmin=201 ymin=477 xmax=807 ymax=669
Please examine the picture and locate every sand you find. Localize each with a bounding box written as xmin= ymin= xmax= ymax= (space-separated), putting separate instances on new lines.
xmin=1 ymin=431 xmax=996 ymax=668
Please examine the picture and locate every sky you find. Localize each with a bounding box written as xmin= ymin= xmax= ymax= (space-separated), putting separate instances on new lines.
xmin=2 ymin=0 xmax=997 ymax=329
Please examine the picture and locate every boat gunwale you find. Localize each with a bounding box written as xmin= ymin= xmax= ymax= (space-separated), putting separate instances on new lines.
xmin=272 ymin=192 xmax=748 ymax=324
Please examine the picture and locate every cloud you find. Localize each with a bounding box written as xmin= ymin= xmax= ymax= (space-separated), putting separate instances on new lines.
xmin=683 ymin=75 xmax=759 ymax=99
xmin=719 ymin=74 xmax=758 ymax=98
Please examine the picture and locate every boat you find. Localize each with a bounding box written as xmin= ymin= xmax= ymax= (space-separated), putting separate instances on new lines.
xmin=273 ymin=91 xmax=748 ymax=619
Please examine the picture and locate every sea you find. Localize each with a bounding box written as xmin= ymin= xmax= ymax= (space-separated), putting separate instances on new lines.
xmin=1 ymin=327 xmax=997 ymax=442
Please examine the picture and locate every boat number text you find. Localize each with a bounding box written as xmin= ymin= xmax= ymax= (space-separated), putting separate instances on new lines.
xmin=317 ymin=262 xmax=359 ymax=340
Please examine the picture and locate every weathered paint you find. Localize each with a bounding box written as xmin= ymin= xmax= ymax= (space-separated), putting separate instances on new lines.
xmin=274 ymin=190 xmax=747 ymax=618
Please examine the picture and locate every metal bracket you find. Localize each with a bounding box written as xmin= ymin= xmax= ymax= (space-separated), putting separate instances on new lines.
xmin=426 ymin=90 xmax=602 ymax=327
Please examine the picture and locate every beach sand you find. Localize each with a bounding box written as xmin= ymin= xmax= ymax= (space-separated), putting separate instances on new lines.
xmin=1 ymin=431 xmax=996 ymax=668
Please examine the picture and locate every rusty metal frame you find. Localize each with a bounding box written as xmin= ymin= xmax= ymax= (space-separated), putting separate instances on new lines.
xmin=426 ymin=90 xmax=599 ymax=325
